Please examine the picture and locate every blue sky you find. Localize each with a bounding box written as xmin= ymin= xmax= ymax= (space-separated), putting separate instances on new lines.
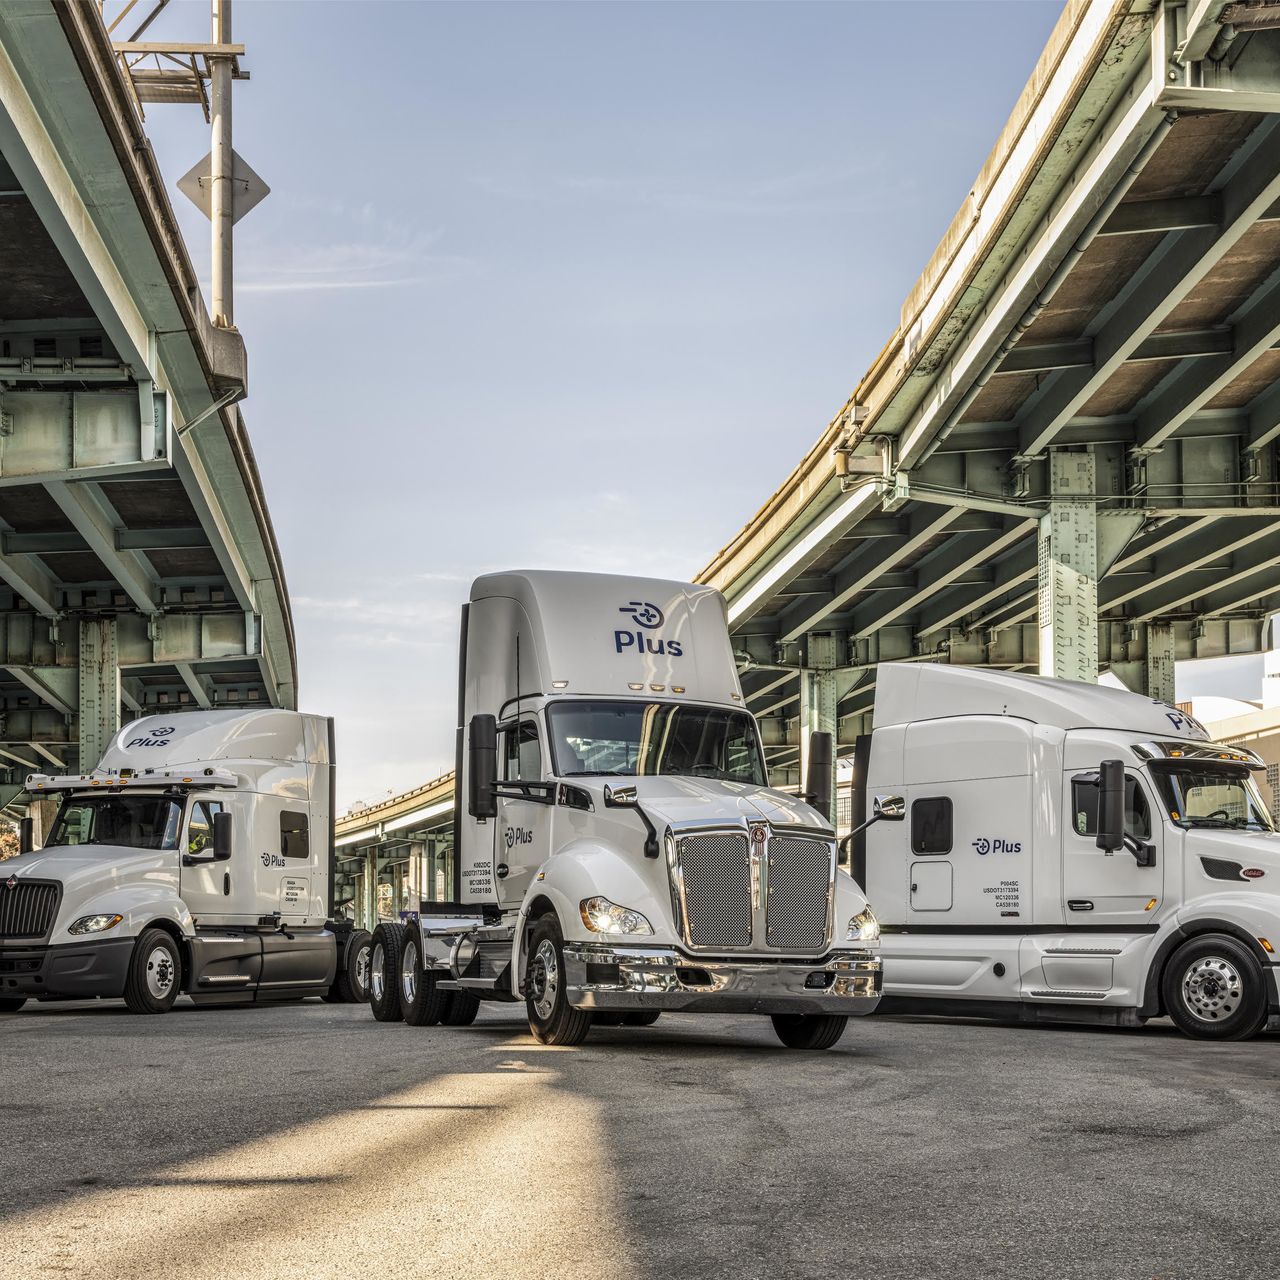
xmin=135 ymin=1 xmax=1256 ymax=806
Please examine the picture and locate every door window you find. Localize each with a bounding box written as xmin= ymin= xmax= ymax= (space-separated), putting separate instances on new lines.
xmin=187 ymin=800 xmax=225 ymax=857
xmin=503 ymin=721 xmax=542 ymax=782
xmin=1072 ymin=776 xmax=1151 ymax=839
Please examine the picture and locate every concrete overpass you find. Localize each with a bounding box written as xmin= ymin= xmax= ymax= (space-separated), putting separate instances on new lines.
xmin=0 ymin=1 xmax=295 ymax=796
xmin=338 ymin=0 xmax=1280 ymax=923
xmin=703 ymin=0 xmax=1280 ymax=792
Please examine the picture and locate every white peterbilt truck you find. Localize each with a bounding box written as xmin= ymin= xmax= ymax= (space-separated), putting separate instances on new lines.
xmin=0 ymin=709 xmax=371 ymax=1014
xmin=858 ymin=663 xmax=1280 ymax=1040
xmin=369 ymin=570 xmax=883 ymax=1049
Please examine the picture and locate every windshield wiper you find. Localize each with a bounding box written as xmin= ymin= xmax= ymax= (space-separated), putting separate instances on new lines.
xmin=561 ymin=770 xmax=634 ymax=777
xmin=1180 ymin=816 xmax=1232 ymax=828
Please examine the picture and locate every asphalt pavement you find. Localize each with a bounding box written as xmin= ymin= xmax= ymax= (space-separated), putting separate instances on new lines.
xmin=1 ymin=999 xmax=1277 ymax=1280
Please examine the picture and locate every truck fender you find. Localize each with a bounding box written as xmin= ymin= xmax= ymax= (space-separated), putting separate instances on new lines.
xmin=510 ymin=875 xmax=577 ymax=1001
xmin=48 ymin=886 xmax=194 ymax=949
xmin=1139 ymin=909 xmax=1278 ymax=1017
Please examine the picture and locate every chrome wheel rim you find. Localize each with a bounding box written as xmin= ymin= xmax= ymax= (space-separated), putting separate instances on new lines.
xmin=402 ymin=940 xmax=418 ymax=1005
xmin=1182 ymin=955 xmax=1243 ymax=1022
xmin=145 ymin=945 xmax=175 ymax=1000
xmin=370 ymin=942 xmax=386 ymax=1003
xmin=354 ymin=943 xmax=371 ymax=1000
xmin=529 ymin=938 xmax=559 ymax=1021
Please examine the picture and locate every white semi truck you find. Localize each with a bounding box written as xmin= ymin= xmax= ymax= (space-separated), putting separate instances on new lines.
xmin=0 ymin=709 xmax=371 ymax=1014
xmin=857 ymin=663 xmax=1280 ymax=1040
xmin=370 ymin=570 xmax=883 ymax=1049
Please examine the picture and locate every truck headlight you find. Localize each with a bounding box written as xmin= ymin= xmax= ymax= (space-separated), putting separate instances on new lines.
xmin=580 ymin=896 xmax=654 ymax=936
xmin=846 ymin=907 xmax=879 ymax=944
xmin=68 ymin=913 xmax=123 ymax=935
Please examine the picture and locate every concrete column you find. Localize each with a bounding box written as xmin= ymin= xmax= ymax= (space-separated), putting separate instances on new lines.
xmin=1145 ymin=622 xmax=1176 ymax=703
xmin=1038 ymin=453 xmax=1099 ymax=683
xmin=799 ymin=631 xmax=839 ymax=824
xmin=78 ymin=618 xmax=119 ymax=770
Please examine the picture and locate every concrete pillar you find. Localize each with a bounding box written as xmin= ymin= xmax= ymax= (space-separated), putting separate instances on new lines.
xmin=78 ymin=618 xmax=119 ymax=771
xmin=799 ymin=631 xmax=839 ymax=824
xmin=1145 ymin=622 xmax=1176 ymax=704
xmin=1038 ymin=453 xmax=1099 ymax=683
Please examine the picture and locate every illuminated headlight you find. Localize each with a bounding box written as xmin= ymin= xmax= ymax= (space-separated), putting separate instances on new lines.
xmin=68 ymin=913 xmax=123 ymax=936
xmin=580 ymin=896 xmax=654 ymax=936
xmin=846 ymin=907 xmax=880 ymax=944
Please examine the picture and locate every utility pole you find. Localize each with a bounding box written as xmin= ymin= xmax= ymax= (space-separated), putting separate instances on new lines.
xmin=210 ymin=0 xmax=234 ymax=328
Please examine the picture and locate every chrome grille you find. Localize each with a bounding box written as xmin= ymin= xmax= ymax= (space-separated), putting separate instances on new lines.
xmin=766 ymin=837 xmax=832 ymax=950
xmin=679 ymin=833 xmax=751 ymax=948
xmin=0 ymin=880 xmax=59 ymax=940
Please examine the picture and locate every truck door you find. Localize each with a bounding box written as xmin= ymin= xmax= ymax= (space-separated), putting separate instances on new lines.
xmin=1062 ymin=770 xmax=1164 ymax=924
xmin=495 ymin=718 xmax=552 ymax=909
xmin=179 ymin=797 xmax=231 ymax=924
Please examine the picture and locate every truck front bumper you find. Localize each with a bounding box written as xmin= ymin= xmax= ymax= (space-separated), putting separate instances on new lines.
xmin=0 ymin=939 xmax=132 ymax=999
xmin=561 ymin=942 xmax=882 ymax=1015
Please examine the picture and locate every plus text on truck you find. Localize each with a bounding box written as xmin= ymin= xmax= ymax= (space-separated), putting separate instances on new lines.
xmin=0 ymin=709 xmax=371 ymax=1013
xmin=369 ymin=570 xmax=883 ymax=1049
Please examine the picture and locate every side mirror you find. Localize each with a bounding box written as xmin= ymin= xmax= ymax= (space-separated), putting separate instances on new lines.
xmin=804 ymin=730 xmax=834 ymax=820
xmin=603 ymin=784 xmax=638 ymax=808
xmin=18 ymin=816 xmax=33 ymax=855
xmin=213 ymin=810 xmax=233 ymax=861
xmin=873 ymin=795 xmax=906 ymax=822
xmin=1096 ymin=759 xmax=1125 ymax=852
xmin=468 ymin=713 xmax=498 ymax=819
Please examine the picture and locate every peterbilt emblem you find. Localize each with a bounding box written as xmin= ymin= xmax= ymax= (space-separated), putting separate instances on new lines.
xmin=1243 ymin=867 xmax=1266 ymax=880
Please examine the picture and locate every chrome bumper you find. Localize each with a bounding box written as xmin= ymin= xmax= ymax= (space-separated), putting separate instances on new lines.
xmin=562 ymin=942 xmax=882 ymax=1015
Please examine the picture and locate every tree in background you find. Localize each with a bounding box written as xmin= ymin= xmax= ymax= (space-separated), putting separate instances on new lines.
xmin=0 ymin=818 xmax=20 ymax=860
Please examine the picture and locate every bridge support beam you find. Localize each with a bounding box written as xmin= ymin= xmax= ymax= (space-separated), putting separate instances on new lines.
xmin=79 ymin=618 xmax=120 ymax=770
xmin=798 ymin=632 xmax=840 ymax=823
xmin=1145 ymin=623 xmax=1176 ymax=704
xmin=1038 ymin=454 xmax=1100 ymax=684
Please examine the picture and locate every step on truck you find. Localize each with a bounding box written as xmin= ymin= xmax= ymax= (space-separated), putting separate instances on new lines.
xmin=859 ymin=663 xmax=1280 ymax=1040
xmin=0 ymin=709 xmax=371 ymax=1014
xmin=370 ymin=570 xmax=883 ymax=1049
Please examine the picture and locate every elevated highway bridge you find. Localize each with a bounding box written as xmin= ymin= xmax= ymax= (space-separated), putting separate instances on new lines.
xmin=0 ymin=2 xmax=294 ymax=801
xmin=331 ymin=0 xmax=1280 ymax=923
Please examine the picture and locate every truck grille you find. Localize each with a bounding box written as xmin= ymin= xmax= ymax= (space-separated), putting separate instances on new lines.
xmin=678 ymin=833 xmax=752 ymax=948
xmin=766 ymin=837 xmax=832 ymax=951
xmin=0 ymin=880 xmax=59 ymax=940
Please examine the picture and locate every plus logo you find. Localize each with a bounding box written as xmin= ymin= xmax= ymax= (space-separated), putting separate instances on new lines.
xmin=615 ymin=601 xmax=683 ymax=658
xmin=619 ymin=601 xmax=664 ymax=628
xmin=973 ymin=835 xmax=1022 ymax=855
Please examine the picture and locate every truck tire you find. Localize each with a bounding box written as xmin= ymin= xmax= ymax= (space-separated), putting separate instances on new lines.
xmin=368 ymin=923 xmax=405 ymax=1023
xmin=324 ymin=929 xmax=372 ymax=1004
xmin=400 ymin=930 xmax=448 ymax=1026
xmin=770 ymin=1013 xmax=848 ymax=1050
xmin=441 ymin=991 xmax=481 ymax=1026
xmin=122 ymin=928 xmax=182 ymax=1014
xmin=623 ymin=1011 xmax=660 ymax=1027
xmin=1161 ymin=934 xmax=1268 ymax=1041
xmin=0 ymin=996 xmax=27 ymax=1013
xmin=525 ymin=914 xmax=591 ymax=1047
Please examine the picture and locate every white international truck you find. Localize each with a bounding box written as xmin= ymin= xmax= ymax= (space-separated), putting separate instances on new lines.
xmin=369 ymin=570 xmax=883 ymax=1048
xmin=858 ymin=663 xmax=1280 ymax=1040
xmin=0 ymin=709 xmax=371 ymax=1014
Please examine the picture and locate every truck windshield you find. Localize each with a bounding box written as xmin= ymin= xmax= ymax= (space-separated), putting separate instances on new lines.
xmin=45 ymin=795 xmax=183 ymax=850
xmin=548 ymin=700 xmax=767 ymax=785
xmin=1152 ymin=765 xmax=1275 ymax=832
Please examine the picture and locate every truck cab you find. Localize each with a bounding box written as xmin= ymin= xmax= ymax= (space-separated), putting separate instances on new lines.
xmin=0 ymin=709 xmax=370 ymax=1014
xmin=375 ymin=570 xmax=882 ymax=1049
xmin=863 ymin=663 xmax=1280 ymax=1040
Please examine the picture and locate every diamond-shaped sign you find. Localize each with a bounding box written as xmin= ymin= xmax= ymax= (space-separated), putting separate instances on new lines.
xmin=177 ymin=149 xmax=270 ymax=224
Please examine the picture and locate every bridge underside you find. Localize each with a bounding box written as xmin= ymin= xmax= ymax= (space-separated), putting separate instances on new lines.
xmin=708 ymin=3 xmax=1280 ymax=790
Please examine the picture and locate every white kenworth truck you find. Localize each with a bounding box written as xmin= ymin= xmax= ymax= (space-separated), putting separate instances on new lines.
xmin=857 ymin=663 xmax=1280 ymax=1041
xmin=0 ymin=709 xmax=371 ymax=1014
xmin=368 ymin=570 xmax=882 ymax=1049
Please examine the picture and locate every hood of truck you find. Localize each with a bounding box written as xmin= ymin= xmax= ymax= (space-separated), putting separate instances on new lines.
xmin=1 ymin=843 xmax=176 ymax=895
xmin=577 ymin=775 xmax=831 ymax=836
xmin=1183 ymin=827 xmax=1280 ymax=879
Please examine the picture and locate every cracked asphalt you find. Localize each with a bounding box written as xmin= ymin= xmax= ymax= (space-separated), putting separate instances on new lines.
xmin=1 ymin=999 xmax=1277 ymax=1280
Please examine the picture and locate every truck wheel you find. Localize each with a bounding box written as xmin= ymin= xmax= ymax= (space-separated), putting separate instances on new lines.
xmin=368 ymin=923 xmax=404 ymax=1023
xmin=441 ymin=991 xmax=481 ymax=1026
xmin=1162 ymin=934 xmax=1268 ymax=1040
xmin=771 ymin=1013 xmax=848 ymax=1050
xmin=324 ymin=929 xmax=372 ymax=1003
xmin=623 ymin=1011 xmax=660 ymax=1027
xmin=400 ymin=930 xmax=448 ymax=1026
xmin=525 ymin=914 xmax=591 ymax=1046
xmin=0 ymin=996 xmax=26 ymax=1013
xmin=123 ymin=928 xmax=182 ymax=1014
